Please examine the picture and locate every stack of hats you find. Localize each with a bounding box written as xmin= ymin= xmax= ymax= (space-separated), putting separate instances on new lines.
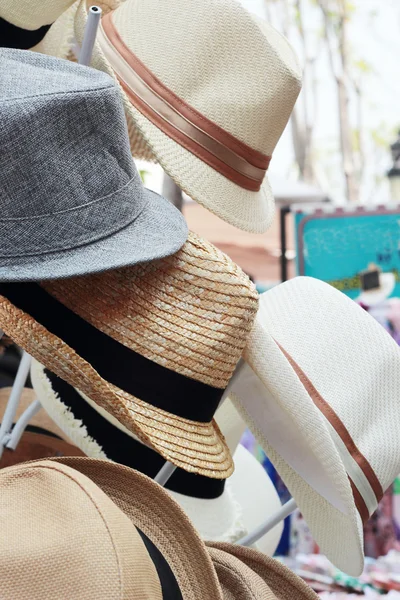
xmin=0 ymin=0 xmax=310 ymax=595
xmin=3 ymin=0 xmax=400 ymax=593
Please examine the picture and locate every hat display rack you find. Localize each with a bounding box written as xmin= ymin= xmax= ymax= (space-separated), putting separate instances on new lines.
xmin=0 ymin=4 xmax=298 ymax=550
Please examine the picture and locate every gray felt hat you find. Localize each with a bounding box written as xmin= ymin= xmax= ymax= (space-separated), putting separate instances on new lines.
xmin=0 ymin=48 xmax=188 ymax=281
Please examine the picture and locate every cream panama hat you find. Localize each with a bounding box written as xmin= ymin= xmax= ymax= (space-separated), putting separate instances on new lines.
xmin=230 ymin=276 xmax=400 ymax=576
xmin=0 ymin=0 xmax=76 ymax=30
xmin=30 ymin=360 xmax=283 ymax=555
xmin=36 ymin=0 xmax=302 ymax=233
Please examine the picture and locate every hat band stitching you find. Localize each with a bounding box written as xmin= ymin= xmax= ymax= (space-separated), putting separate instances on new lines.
xmin=98 ymin=15 xmax=269 ymax=192
xmin=0 ymin=177 xmax=146 ymax=258
xmin=276 ymin=342 xmax=383 ymax=523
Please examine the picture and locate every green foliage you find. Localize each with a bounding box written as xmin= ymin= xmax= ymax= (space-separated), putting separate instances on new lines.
xmin=139 ymin=169 xmax=149 ymax=184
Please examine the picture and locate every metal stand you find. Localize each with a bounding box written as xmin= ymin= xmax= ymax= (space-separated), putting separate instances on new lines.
xmin=154 ymin=461 xmax=177 ymax=486
xmin=0 ymin=351 xmax=32 ymax=458
xmin=236 ymin=498 xmax=297 ymax=546
xmin=78 ymin=6 xmax=102 ymax=66
xmin=6 ymin=399 xmax=42 ymax=450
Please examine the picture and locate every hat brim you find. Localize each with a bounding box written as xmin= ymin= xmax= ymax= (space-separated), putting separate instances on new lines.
xmin=0 ymin=189 xmax=188 ymax=282
xmin=67 ymin=0 xmax=274 ymax=234
xmin=31 ymin=359 xmax=280 ymax=551
xmin=207 ymin=543 xmax=319 ymax=600
xmin=47 ymin=456 xmax=225 ymax=600
xmin=231 ymin=316 xmax=364 ymax=576
xmin=0 ymin=297 xmax=233 ymax=479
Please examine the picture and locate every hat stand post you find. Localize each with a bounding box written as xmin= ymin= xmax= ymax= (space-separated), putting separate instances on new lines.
xmin=154 ymin=461 xmax=177 ymax=486
xmin=78 ymin=6 xmax=102 ymax=66
xmin=0 ymin=351 xmax=32 ymax=458
xmin=236 ymin=497 xmax=297 ymax=547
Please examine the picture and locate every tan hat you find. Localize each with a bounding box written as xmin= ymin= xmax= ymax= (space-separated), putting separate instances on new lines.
xmin=0 ymin=459 xmax=164 ymax=599
xmin=231 ymin=276 xmax=400 ymax=576
xmin=0 ymin=386 xmax=68 ymax=440
xmin=44 ymin=457 xmax=226 ymax=598
xmin=36 ymin=0 xmax=302 ymax=233
xmin=0 ymin=233 xmax=258 ymax=479
xmin=207 ymin=542 xmax=319 ymax=600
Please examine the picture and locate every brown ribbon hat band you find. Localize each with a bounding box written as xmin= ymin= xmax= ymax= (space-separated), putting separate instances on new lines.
xmin=98 ymin=12 xmax=271 ymax=192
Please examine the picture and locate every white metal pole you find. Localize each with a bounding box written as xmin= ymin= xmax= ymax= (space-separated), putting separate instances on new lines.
xmin=154 ymin=461 xmax=177 ymax=486
xmin=6 ymin=399 xmax=42 ymax=450
xmin=236 ymin=498 xmax=297 ymax=546
xmin=78 ymin=6 xmax=102 ymax=66
xmin=0 ymin=351 xmax=32 ymax=458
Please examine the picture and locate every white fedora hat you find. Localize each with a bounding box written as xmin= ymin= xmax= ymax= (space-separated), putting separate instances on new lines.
xmin=30 ymin=359 xmax=283 ymax=555
xmin=230 ymin=276 xmax=400 ymax=576
xmin=36 ymin=0 xmax=301 ymax=233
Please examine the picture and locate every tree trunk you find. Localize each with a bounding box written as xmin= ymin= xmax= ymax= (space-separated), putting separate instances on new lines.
xmin=162 ymin=173 xmax=183 ymax=212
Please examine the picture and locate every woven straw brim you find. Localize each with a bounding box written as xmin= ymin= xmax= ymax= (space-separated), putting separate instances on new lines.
xmin=47 ymin=457 xmax=224 ymax=599
xmin=231 ymin=318 xmax=364 ymax=576
xmin=0 ymin=297 xmax=233 ymax=478
xmin=207 ymin=543 xmax=319 ymax=600
xmin=70 ymin=1 xmax=274 ymax=234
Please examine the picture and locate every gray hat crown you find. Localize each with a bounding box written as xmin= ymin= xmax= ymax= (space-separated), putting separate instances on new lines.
xmin=0 ymin=49 xmax=146 ymax=259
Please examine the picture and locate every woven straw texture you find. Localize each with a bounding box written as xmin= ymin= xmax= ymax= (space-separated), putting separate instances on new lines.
xmin=40 ymin=0 xmax=301 ymax=232
xmin=233 ymin=276 xmax=400 ymax=576
xmin=208 ymin=543 xmax=319 ymax=600
xmin=0 ymin=233 xmax=258 ymax=478
xmin=0 ymin=460 xmax=162 ymax=599
xmin=50 ymin=457 xmax=224 ymax=599
xmin=0 ymin=0 xmax=77 ymax=29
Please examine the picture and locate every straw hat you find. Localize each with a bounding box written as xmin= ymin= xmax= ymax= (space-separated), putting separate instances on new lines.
xmin=207 ymin=543 xmax=319 ymax=600
xmin=0 ymin=458 xmax=220 ymax=599
xmin=357 ymin=264 xmax=396 ymax=307
xmin=0 ymin=48 xmax=187 ymax=282
xmin=0 ymin=233 xmax=258 ymax=478
xmin=30 ymin=361 xmax=283 ymax=554
xmin=230 ymin=276 xmax=400 ymax=576
xmin=36 ymin=0 xmax=302 ymax=233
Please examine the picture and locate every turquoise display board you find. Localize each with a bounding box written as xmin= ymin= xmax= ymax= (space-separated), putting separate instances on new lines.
xmin=295 ymin=207 xmax=400 ymax=298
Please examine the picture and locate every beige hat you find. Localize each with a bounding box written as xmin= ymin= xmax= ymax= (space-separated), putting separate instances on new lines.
xmin=230 ymin=276 xmax=400 ymax=576
xmin=36 ymin=0 xmax=302 ymax=233
xmin=30 ymin=359 xmax=283 ymax=554
xmin=0 ymin=233 xmax=258 ymax=479
xmin=208 ymin=542 xmax=319 ymax=600
xmin=0 ymin=458 xmax=221 ymax=599
xmin=0 ymin=0 xmax=76 ymax=30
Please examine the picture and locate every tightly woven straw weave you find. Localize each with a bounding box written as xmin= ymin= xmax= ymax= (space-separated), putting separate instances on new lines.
xmin=50 ymin=457 xmax=224 ymax=599
xmin=0 ymin=233 xmax=258 ymax=478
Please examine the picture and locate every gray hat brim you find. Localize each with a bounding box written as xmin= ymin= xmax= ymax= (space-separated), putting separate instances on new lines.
xmin=0 ymin=190 xmax=188 ymax=281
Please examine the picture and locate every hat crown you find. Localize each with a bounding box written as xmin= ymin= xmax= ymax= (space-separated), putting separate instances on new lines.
xmin=43 ymin=233 xmax=259 ymax=389
xmin=0 ymin=49 xmax=145 ymax=259
xmin=0 ymin=0 xmax=76 ymax=29
xmin=0 ymin=460 xmax=163 ymax=599
xmin=92 ymin=0 xmax=301 ymax=156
